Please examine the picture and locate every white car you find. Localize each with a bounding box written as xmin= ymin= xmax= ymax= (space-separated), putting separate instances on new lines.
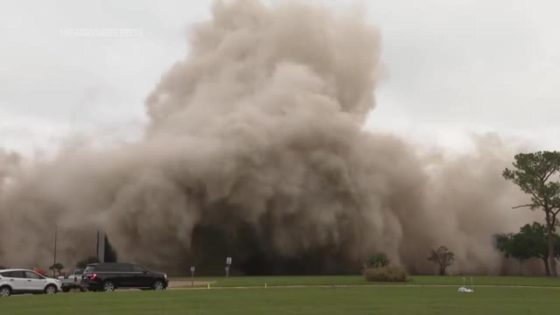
xmin=61 ymin=268 xmax=86 ymax=292
xmin=66 ymin=268 xmax=84 ymax=282
xmin=0 ymin=269 xmax=62 ymax=297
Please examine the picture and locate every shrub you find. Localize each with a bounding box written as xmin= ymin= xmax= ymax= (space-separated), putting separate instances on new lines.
xmin=365 ymin=253 xmax=390 ymax=268
xmin=364 ymin=266 xmax=409 ymax=282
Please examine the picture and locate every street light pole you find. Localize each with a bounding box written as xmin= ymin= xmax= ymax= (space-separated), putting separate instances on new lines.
xmin=52 ymin=226 xmax=58 ymax=277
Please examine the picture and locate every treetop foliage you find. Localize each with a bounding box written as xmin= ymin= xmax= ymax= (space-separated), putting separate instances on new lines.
xmin=49 ymin=262 xmax=64 ymax=271
xmin=495 ymin=222 xmax=560 ymax=261
xmin=503 ymin=151 xmax=560 ymax=212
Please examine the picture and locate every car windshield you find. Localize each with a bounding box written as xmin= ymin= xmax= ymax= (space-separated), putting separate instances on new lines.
xmin=83 ymin=266 xmax=95 ymax=273
xmin=73 ymin=269 xmax=83 ymax=275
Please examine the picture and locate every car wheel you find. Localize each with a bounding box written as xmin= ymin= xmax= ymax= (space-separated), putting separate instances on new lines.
xmin=62 ymin=287 xmax=70 ymax=293
xmin=0 ymin=286 xmax=11 ymax=297
xmin=103 ymin=281 xmax=115 ymax=292
xmin=152 ymin=280 xmax=164 ymax=291
xmin=45 ymin=285 xmax=57 ymax=295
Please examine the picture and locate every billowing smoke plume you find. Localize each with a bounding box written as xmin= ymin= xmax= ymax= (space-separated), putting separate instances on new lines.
xmin=0 ymin=0 xmax=537 ymax=274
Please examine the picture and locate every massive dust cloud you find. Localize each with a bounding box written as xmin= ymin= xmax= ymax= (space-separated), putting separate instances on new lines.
xmin=0 ymin=0 xmax=536 ymax=274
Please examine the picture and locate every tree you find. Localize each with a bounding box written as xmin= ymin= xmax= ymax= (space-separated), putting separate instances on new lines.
xmin=76 ymin=256 xmax=99 ymax=269
xmin=49 ymin=262 xmax=64 ymax=277
xmin=495 ymin=233 xmax=514 ymax=257
xmin=503 ymin=151 xmax=560 ymax=276
xmin=427 ymin=246 xmax=455 ymax=275
xmin=495 ymin=222 xmax=560 ymax=275
xmin=365 ymin=253 xmax=390 ymax=268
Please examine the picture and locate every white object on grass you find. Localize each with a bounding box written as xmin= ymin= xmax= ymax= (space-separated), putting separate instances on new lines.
xmin=458 ymin=286 xmax=474 ymax=293
xmin=457 ymin=276 xmax=474 ymax=293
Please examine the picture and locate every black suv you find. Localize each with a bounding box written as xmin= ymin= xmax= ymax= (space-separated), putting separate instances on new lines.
xmin=81 ymin=263 xmax=168 ymax=292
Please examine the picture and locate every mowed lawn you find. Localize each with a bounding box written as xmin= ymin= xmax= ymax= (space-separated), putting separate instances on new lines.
xmin=175 ymin=275 xmax=560 ymax=288
xmin=1 ymin=281 xmax=560 ymax=315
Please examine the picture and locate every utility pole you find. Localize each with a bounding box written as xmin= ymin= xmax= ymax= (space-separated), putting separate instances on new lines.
xmin=96 ymin=230 xmax=99 ymax=261
xmin=52 ymin=226 xmax=58 ymax=277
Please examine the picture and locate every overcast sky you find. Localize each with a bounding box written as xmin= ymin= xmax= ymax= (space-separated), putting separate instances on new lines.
xmin=1 ymin=0 xmax=559 ymax=156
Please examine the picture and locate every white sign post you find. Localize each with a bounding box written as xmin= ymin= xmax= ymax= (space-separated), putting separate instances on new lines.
xmin=190 ymin=266 xmax=196 ymax=286
xmin=225 ymin=257 xmax=232 ymax=278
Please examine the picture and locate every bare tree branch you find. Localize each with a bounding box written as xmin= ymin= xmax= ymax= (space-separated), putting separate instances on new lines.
xmin=512 ymin=204 xmax=534 ymax=209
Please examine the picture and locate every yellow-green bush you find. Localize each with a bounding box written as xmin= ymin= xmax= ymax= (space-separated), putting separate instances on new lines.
xmin=364 ymin=266 xmax=409 ymax=282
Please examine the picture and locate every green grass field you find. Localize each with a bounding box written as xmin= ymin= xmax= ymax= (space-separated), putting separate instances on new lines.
xmin=1 ymin=276 xmax=560 ymax=315
xmin=175 ymin=275 xmax=560 ymax=288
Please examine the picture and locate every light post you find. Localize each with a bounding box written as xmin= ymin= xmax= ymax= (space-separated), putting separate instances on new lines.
xmin=52 ymin=226 xmax=58 ymax=277
xmin=190 ymin=266 xmax=196 ymax=286
xmin=225 ymin=257 xmax=232 ymax=278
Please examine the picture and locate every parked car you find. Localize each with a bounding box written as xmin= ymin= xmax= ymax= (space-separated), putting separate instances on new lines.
xmin=67 ymin=268 xmax=84 ymax=282
xmin=0 ymin=269 xmax=62 ymax=297
xmin=81 ymin=263 xmax=168 ymax=292
xmin=61 ymin=268 xmax=85 ymax=292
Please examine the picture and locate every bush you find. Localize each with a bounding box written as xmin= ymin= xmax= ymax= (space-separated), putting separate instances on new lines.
xmin=365 ymin=253 xmax=390 ymax=268
xmin=364 ymin=266 xmax=409 ymax=282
